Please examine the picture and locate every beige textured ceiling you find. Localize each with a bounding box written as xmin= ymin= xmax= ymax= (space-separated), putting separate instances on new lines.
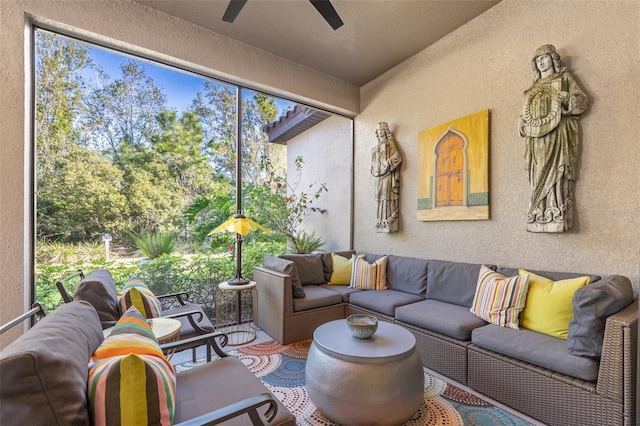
xmin=134 ymin=0 xmax=500 ymax=86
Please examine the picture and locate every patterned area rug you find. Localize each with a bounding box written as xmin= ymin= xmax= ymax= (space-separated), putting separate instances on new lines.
xmin=175 ymin=339 xmax=534 ymax=426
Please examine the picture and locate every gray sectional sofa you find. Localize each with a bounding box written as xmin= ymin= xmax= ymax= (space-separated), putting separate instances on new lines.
xmin=253 ymin=252 xmax=637 ymax=426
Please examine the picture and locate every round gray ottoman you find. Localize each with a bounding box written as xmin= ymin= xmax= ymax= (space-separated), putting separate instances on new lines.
xmin=305 ymin=319 xmax=424 ymax=426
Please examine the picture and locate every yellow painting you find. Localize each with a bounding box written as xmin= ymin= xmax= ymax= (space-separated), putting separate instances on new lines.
xmin=417 ymin=109 xmax=489 ymax=221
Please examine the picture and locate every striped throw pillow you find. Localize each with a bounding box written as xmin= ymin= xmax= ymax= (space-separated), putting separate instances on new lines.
xmin=350 ymin=255 xmax=388 ymax=290
xmin=88 ymin=307 xmax=176 ymax=426
xmin=117 ymin=277 xmax=162 ymax=319
xmin=470 ymin=265 xmax=530 ymax=329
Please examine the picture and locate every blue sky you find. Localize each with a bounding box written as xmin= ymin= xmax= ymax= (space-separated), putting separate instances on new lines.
xmin=88 ymin=45 xmax=294 ymax=114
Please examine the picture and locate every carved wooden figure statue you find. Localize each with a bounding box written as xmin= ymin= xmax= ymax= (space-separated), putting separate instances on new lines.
xmin=518 ymin=44 xmax=589 ymax=233
xmin=371 ymin=122 xmax=402 ymax=233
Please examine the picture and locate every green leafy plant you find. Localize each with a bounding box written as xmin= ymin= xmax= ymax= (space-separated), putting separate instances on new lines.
xmin=256 ymin=155 xmax=327 ymax=252
xmin=291 ymin=230 xmax=324 ymax=254
xmin=127 ymin=230 xmax=176 ymax=258
xmin=35 ymin=259 xmax=139 ymax=313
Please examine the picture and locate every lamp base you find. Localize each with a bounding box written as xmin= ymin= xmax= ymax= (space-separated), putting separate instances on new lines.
xmin=227 ymin=277 xmax=251 ymax=286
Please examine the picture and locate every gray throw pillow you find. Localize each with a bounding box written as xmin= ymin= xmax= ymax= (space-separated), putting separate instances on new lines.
xmin=263 ymin=256 xmax=305 ymax=298
xmin=73 ymin=269 xmax=119 ymax=328
xmin=567 ymin=275 xmax=634 ymax=359
xmin=280 ymin=254 xmax=326 ymax=285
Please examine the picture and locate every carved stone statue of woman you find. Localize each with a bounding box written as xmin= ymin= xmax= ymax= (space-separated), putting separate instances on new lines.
xmin=371 ymin=122 xmax=402 ymax=233
xmin=518 ymin=44 xmax=590 ymax=233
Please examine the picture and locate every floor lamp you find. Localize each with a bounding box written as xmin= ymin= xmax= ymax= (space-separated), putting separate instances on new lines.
xmin=211 ymin=213 xmax=268 ymax=285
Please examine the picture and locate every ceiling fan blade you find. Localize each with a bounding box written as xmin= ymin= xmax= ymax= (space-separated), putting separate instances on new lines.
xmin=222 ymin=0 xmax=248 ymax=23
xmin=309 ymin=0 xmax=344 ymax=30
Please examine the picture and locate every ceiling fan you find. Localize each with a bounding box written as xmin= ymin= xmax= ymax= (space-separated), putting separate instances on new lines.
xmin=222 ymin=0 xmax=344 ymax=30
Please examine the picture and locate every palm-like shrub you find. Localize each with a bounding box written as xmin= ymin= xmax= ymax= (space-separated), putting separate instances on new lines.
xmin=128 ymin=230 xmax=176 ymax=258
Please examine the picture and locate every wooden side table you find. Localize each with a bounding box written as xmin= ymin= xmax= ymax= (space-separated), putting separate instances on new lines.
xmin=215 ymin=281 xmax=257 ymax=346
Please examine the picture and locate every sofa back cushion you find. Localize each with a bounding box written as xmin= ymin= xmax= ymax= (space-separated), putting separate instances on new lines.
xmin=385 ymin=255 xmax=428 ymax=296
xmin=496 ymin=266 xmax=600 ymax=284
xmin=73 ymin=269 xmax=120 ymax=328
xmin=426 ymin=260 xmax=489 ymax=307
xmin=567 ymin=275 xmax=634 ymax=359
xmin=0 ymin=301 xmax=104 ymax=426
xmin=280 ymin=253 xmax=326 ymax=285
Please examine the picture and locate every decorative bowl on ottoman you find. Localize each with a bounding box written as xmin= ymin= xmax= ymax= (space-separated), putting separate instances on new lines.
xmin=346 ymin=314 xmax=378 ymax=339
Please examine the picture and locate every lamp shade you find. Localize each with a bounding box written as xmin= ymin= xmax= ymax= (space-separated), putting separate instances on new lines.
xmin=210 ymin=214 xmax=269 ymax=236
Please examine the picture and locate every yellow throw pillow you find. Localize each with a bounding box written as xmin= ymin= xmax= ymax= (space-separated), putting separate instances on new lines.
xmin=328 ymin=253 xmax=363 ymax=285
xmin=519 ymin=269 xmax=589 ymax=339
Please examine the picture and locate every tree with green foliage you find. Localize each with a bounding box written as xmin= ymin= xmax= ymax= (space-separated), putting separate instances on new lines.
xmin=117 ymin=142 xmax=184 ymax=236
xmin=151 ymin=111 xmax=215 ymax=201
xmin=81 ymin=60 xmax=168 ymax=161
xmin=191 ymin=82 xmax=237 ymax=181
xmin=37 ymin=147 xmax=128 ymax=241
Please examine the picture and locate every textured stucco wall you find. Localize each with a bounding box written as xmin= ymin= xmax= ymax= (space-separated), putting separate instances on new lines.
xmin=355 ymin=0 xmax=640 ymax=291
xmin=287 ymin=115 xmax=353 ymax=252
xmin=0 ymin=0 xmax=358 ymax=347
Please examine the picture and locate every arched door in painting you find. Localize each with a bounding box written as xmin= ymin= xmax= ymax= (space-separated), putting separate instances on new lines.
xmin=435 ymin=131 xmax=465 ymax=207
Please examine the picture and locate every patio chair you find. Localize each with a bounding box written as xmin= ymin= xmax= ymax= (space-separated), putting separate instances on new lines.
xmin=0 ymin=301 xmax=295 ymax=426
xmin=0 ymin=302 xmax=46 ymax=335
xmin=56 ymin=269 xmax=221 ymax=360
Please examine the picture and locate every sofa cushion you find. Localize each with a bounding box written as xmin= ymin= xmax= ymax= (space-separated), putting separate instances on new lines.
xmin=349 ymin=289 xmax=424 ymax=317
xmin=73 ymin=269 xmax=120 ymax=328
xmin=117 ymin=277 xmax=162 ymax=318
xmin=320 ymin=284 xmax=361 ymax=302
xmin=426 ymin=260 xmax=489 ymax=307
xmin=280 ymin=253 xmax=326 ymax=285
xmin=350 ymin=255 xmax=388 ymax=290
xmin=321 ymin=250 xmax=356 ymax=282
xmin=174 ymin=356 xmax=296 ymax=425
xmin=472 ymin=324 xmax=600 ymax=382
xmin=519 ymin=270 xmax=589 ymax=339
xmin=328 ymin=253 xmax=363 ymax=285
xmin=293 ymin=285 xmax=343 ymax=312
xmin=264 ymin=256 xmax=305 ymax=298
xmin=385 ymin=255 xmax=428 ymax=296
xmin=567 ymin=275 xmax=634 ymax=359
xmin=396 ymin=299 xmax=487 ymax=340
xmin=0 ymin=301 xmax=103 ymax=426
xmin=470 ymin=266 xmax=529 ymax=329
xmin=89 ymin=307 xmax=176 ymax=426
xmin=497 ymin=266 xmax=600 ymax=284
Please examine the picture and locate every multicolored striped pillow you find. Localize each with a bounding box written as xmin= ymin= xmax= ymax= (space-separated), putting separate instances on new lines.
xmin=88 ymin=307 xmax=176 ymax=426
xmin=470 ymin=265 xmax=530 ymax=329
xmin=117 ymin=277 xmax=162 ymax=319
xmin=350 ymin=255 xmax=388 ymax=290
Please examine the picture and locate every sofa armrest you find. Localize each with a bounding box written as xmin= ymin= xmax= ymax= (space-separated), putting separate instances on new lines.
xmin=174 ymin=392 xmax=277 ymax=426
xmin=253 ymin=267 xmax=294 ymax=344
xmin=596 ymin=299 xmax=637 ymax=406
xmin=157 ymin=291 xmax=190 ymax=306
xmin=160 ymin=331 xmax=229 ymax=360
